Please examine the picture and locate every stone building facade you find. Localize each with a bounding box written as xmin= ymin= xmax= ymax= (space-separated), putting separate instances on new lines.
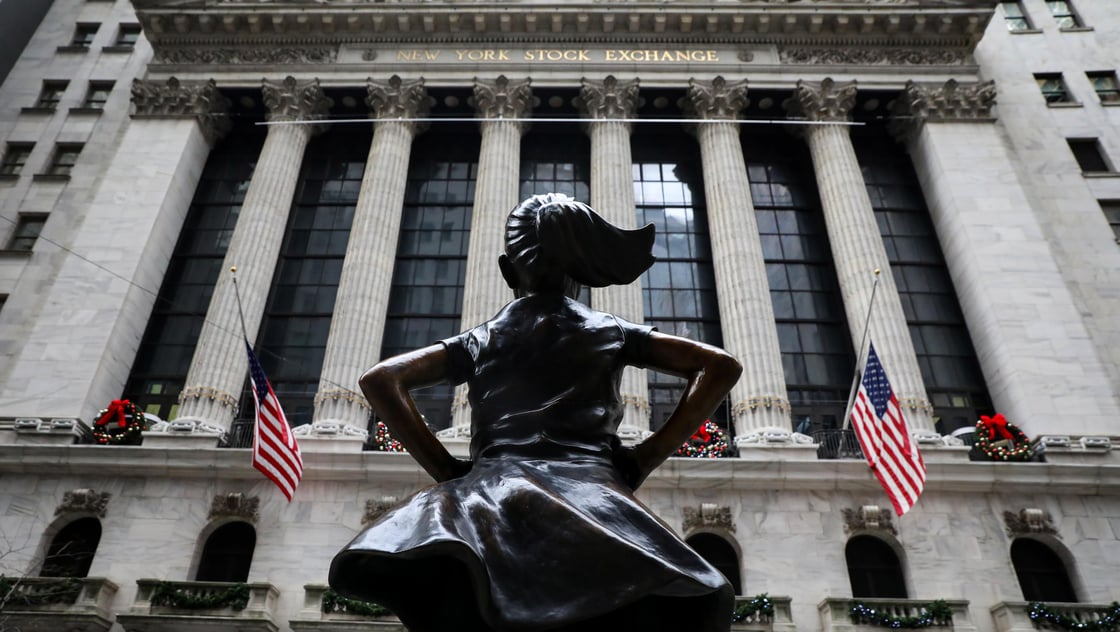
xmin=0 ymin=1 xmax=1118 ymax=631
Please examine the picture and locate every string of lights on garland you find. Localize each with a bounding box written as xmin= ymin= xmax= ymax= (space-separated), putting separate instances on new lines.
xmin=974 ymin=413 xmax=1033 ymax=462
xmin=848 ymin=599 xmax=953 ymax=628
xmin=372 ymin=421 xmax=405 ymax=452
xmin=732 ymin=594 xmax=774 ymax=623
xmin=674 ymin=419 xmax=730 ymax=458
xmin=322 ymin=589 xmax=392 ymax=617
xmin=1027 ymin=601 xmax=1120 ymax=631
xmin=150 ymin=581 xmax=249 ymax=611
xmin=93 ymin=399 xmax=147 ymax=445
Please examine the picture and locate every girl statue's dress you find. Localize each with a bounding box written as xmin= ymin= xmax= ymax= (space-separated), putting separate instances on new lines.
xmin=329 ymin=194 xmax=740 ymax=632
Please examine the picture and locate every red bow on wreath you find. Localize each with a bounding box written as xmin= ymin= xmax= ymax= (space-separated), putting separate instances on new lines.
xmin=980 ymin=413 xmax=1014 ymax=441
xmin=96 ymin=399 xmax=131 ymax=428
xmin=690 ymin=420 xmax=713 ymax=443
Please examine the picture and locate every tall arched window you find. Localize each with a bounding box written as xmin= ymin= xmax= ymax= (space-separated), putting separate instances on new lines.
xmin=846 ymin=535 xmax=907 ymax=598
xmin=40 ymin=517 xmax=101 ymax=578
xmin=1011 ymin=539 xmax=1077 ymax=602
xmin=686 ymin=533 xmax=741 ymax=595
xmin=195 ymin=522 xmax=256 ymax=583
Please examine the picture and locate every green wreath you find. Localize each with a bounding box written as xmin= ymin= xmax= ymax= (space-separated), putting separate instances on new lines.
xmin=974 ymin=413 xmax=1033 ymax=462
xmin=93 ymin=399 xmax=147 ymax=445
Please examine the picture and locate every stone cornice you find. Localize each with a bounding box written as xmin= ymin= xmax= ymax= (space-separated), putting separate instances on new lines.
xmin=262 ymin=75 xmax=331 ymax=123
xmin=686 ymin=76 xmax=749 ymax=120
xmin=473 ymin=75 xmax=533 ymax=125
xmin=579 ymin=75 xmax=639 ymax=120
xmin=787 ymin=77 xmax=858 ymax=122
xmin=131 ymin=77 xmax=232 ymax=143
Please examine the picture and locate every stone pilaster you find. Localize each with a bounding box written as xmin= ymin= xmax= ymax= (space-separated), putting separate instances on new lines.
xmin=449 ymin=76 xmax=532 ymax=432
xmin=176 ymin=77 xmax=330 ymax=430
xmin=892 ymin=80 xmax=1120 ymax=436
xmin=579 ymin=76 xmax=650 ymax=434
xmin=786 ymin=78 xmax=934 ymax=432
xmin=686 ymin=77 xmax=791 ymax=439
xmin=314 ymin=76 xmax=429 ymax=431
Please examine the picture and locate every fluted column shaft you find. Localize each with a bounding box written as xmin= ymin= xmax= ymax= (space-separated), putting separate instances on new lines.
xmin=791 ymin=79 xmax=934 ymax=431
xmin=177 ymin=78 xmax=328 ymax=430
xmin=580 ymin=76 xmax=649 ymax=432
xmin=688 ymin=78 xmax=790 ymax=438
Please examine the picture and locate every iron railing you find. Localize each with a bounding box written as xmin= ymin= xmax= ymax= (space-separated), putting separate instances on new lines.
xmin=812 ymin=428 xmax=865 ymax=460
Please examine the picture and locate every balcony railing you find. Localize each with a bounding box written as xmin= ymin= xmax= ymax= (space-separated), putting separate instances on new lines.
xmin=290 ymin=584 xmax=405 ymax=631
xmin=116 ymin=579 xmax=280 ymax=632
xmin=991 ymin=601 xmax=1120 ymax=632
xmin=0 ymin=576 xmax=117 ymax=632
xmin=732 ymin=595 xmax=795 ymax=631
xmin=819 ymin=597 xmax=977 ymax=631
xmin=219 ymin=419 xmax=254 ymax=449
xmin=812 ymin=429 xmax=866 ymax=460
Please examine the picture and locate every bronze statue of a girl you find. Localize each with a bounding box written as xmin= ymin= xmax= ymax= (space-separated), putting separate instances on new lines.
xmin=330 ymin=193 xmax=742 ymax=632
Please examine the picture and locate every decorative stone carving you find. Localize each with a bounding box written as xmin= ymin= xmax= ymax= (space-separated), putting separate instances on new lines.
xmin=787 ymin=78 xmax=858 ymax=122
xmin=153 ymin=47 xmax=337 ymax=65
xmin=473 ymin=75 xmax=533 ymax=122
xmin=578 ymin=75 xmax=640 ymax=120
xmin=363 ymin=497 xmax=399 ymax=526
xmin=208 ymin=492 xmax=260 ymax=523
xmin=55 ymin=489 xmax=111 ymax=518
xmin=131 ymin=77 xmax=232 ymax=143
xmin=779 ymin=48 xmax=967 ymax=66
xmin=683 ymin=504 xmax=736 ymax=533
xmin=367 ymin=75 xmax=430 ymax=128
xmin=686 ymin=76 xmax=748 ymax=121
xmin=1003 ymin=508 xmax=1058 ymax=537
xmin=842 ymin=505 xmax=897 ymax=535
xmin=262 ymin=76 xmax=332 ymax=123
xmin=889 ymin=79 xmax=997 ymax=139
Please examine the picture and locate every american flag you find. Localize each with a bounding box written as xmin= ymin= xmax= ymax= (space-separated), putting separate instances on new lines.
xmin=246 ymin=340 xmax=303 ymax=501
xmin=849 ymin=341 xmax=925 ymax=516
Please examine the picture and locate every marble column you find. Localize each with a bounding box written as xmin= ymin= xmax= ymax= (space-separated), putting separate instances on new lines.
xmin=176 ymin=77 xmax=330 ymax=431
xmin=314 ymin=76 xmax=429 ymax=432
xmin=786 ymin=79 xmax=934 ymax=432
xmin=892 ymin=80 xmax=1120 ymax=436
xmin=0 ymin=78 xmax=229 ymax=421
xmin=686 ymin=77 xmax=791 ymax=440
xmin=449 ymin=76 xmax=533 ymax=432
xmin=578 ymin=76 xmax=650 ymax=435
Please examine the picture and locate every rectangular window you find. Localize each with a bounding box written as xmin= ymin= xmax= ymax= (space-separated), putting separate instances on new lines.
xmin=114 ymin=24 xmax=141 ymax=47
xmin=46 ymin=143 xmax=83 ymax=177
xmin=34 ymin=81 xmax=68 ymax=109
xmin=1087 ymin=71 xmax=1120 ymax=104
xmin=1047 ymin=0 xmax=1081 ymax=28
xmin=1001 ymin=1 xmax=1033 ymax=31
xmin=1100 ymin=201 xmax=1120 ymax=242
xmin=1034 ymin=73 xmax=1072 ymax=104
xmin=7 ymin=215 xmax=47 ymax=251
xmin=82 ymin=81 xmax=114 ymax=109
xmin=1 ymin=143 xmax=34 ymax=176
xmin=1067 ymin=138 xmax=1113 ymax=173
xmin=70 ymin=23 xmax=99 ymax=47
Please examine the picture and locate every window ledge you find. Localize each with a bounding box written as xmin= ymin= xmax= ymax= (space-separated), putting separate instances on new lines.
xmin=1082 ymin=172 xmax=1120 ymax=179
xmin=1101 ymin=101 xmax=1120 ymax=107
xmin=101 ymin=45 xmax=135 ymax=53
xmin=56 ymin=45 xmax=90 ymax=53
xmin=0 ymin=249 xmax=33 ymax=258
xmin=1010 ymin=28 xmax=1043 ymax=34
xmin=1047 ymin=102 xmax=1083 ymax=108
xmin=1059 ymin=26 xmax=1094 ymax=33
xmin=68 ymin=107 xmax=104 ymax=115
xmin=19 ymin=106 xmax=57 ymax=115
xmin=31 ymin=173 xmax=71 ymax=183
xmin=0 ymin=174 xmax=19 ymax=182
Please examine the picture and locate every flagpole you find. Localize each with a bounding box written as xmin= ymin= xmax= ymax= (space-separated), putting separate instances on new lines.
xmin=229 ymin=266 xmax=251 ymax=343
xmin=841 ymin=269 xmax=882 ymax=430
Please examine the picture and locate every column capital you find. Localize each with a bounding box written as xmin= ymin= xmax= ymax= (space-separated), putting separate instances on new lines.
xmin=579 ymin=75 xmax=640 ymax=120
xmin=787 ymin=78 xmax=857 ymax=122
xmin=686 ymin=76 xmax=748 ymax=121
xmin=262 ymin=76 xmax=331 ymax=124
xmin=889 ymin=79 xmax=997 ymax=140
xmin=473 ymin=75 xmax=533 ymax=131
xmin=130 ymin=77 xmax=232 ymax=144
xmin=367 ymin=75 xmax=431 ymax=129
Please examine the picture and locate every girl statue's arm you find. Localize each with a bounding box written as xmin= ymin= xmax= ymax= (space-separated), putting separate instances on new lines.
xmin=359 ymin=344 xmax=471 ymax=483
xmin=619 ymin=332 xmax=743 ymax=489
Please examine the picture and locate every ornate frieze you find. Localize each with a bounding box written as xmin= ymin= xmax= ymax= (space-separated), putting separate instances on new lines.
xmin=578 ymin=75 xmax=640 ymax=120
xmin=779 ymin=47 xmax=967 ymax=66
xmin=55 ymin=489 xmax=111 ymax=518
xmin=153 ymin=47 xmax=337 ymax=65
xmin=131 ymin=77 xmax=232 ymax=142
xmin=686 ymin=76 xmax=748 ymax=121
xmin=263 ymin=76 xmax=332 ymax=123
xmin=208 ymin=492 xmax=260 ymax=523
xmin=363 ymin=497 xmax=399 ymax=526
xmin=473 ymin=76 xmax=533 ymax=121
xmin=787 ymin=78 xmax=857 ymax=123
xmin=683 ymin=504 xmax=736 ymax=533
xmin=1003 ymin=508 xmax=1058 ymax=537
xmin=842 ymin=505 xmax=897 ymax=535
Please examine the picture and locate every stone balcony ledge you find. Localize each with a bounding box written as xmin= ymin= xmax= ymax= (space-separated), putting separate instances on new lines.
xmin=0 ymin=576 xmax=118 ymax=632
xmin=819 ymin=597 xmax=976 ymax=631
xmin=991 ymin=601 xmax=1120 ymax=632
xmin=116 ymin=579 xmax=280 ymax=632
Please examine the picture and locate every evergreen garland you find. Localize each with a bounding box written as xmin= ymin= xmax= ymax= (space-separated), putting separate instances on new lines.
xmin=93 ymin=399 xmax=147 ymax=445
xmin=1027 ymin=601 xmax=1120 ymax=631
xmin=321 ymin=589 xmax=392 ymax=617
xmin=849 ymin=599 xmax=953 ymax=628
xmin=974 ymin=413 xmax=1033 ymax=462
xmin=732 ymin=593 xmax=774 ymax=623
xmin=150 ymin=582 xmax=249 ymax=611
xmin=0 ymin=576 xmax=82 ymax=606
